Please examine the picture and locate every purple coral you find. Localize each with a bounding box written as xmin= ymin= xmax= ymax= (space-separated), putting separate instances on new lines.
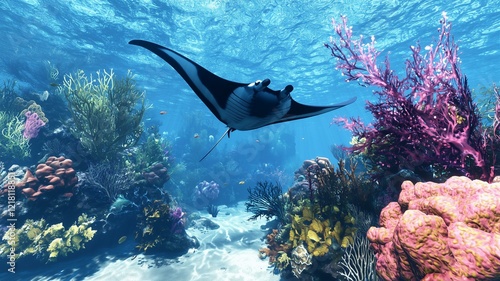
xmin=193 ymin=180 xmax=219 ymax=208
xmin=23 ymin=111 xmax=45 ymax=139
xmin=170 ymin=207 xmax=185 ymax=234
xmin=196 ymin=180 xmax=219 ymax=200
xmin=326 ymin=13 xmax=495 ymax=181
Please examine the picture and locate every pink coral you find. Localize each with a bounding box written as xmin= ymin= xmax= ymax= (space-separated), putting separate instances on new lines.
xmin=367 ymin=176 xmax=500 ymax=280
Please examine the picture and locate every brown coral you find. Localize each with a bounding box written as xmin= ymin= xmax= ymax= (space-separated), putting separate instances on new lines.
xmin=15 ymin=156 xmax=78 ymax=201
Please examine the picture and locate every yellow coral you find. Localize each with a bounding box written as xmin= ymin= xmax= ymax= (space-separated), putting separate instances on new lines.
xmin=312 ymin=244 xmax=329 ymax=257
xmin=307 ymin=230 xmax=321 ymax=242
xmin=332 ymin=221 xmax=343 ymax=244
xmin=302 ymin=207 xmax=313 ymax=221
xmin=341 ymin=235 xmax=354 ymax=248
xmin=310 ymin=219 xmax=323 ymax=234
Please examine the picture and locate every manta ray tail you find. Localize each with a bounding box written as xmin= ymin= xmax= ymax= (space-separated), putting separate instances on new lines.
xmin=200 ymin=128 xmax=233 ymax=161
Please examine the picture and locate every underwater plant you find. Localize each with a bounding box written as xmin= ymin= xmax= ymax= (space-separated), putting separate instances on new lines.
xmin=0 ymin=111 xmax=30 ymax=160
xmin=60 ymin=69 xmax=145 ymax=162
xmin=327 ymin=13 xmax=496 ymax=181
xmin=0 ymin=80 xmax=19 ymax=114
xmin=206 ymin=204 xmax=219 ymax=217
xmin=0 ymin=214 xmax=96 ymax=263
xmin=245 ymin=181 xmax=288 ymax=223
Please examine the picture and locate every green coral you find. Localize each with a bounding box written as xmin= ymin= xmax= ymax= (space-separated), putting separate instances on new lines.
xmin=60 ymin=69 xmax=146 ymax=162
xmin=0 ymin=214 xmax=97 ymax=262
xmin=0 ymin=111 xmax=30 ymax=160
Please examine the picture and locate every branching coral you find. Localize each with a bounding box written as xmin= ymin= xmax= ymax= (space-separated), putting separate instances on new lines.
xmin=338 ymin=232 xmax=378 ymax=281
xmin=327 ymin=13 xmax=495 ymax=181
xmin=245 ymin=181 xmax=288 ymax=223
xmin=60 ymin=69 xmax=145 ymax=162
xmin=0 ymin=111 xmax=30 ymax=160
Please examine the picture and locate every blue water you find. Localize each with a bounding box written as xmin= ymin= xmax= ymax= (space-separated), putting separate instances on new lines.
xmin=1 ymin=0 xmax=499 ymax=280
xmin=2 ymin=0 xmax=497 ymax=163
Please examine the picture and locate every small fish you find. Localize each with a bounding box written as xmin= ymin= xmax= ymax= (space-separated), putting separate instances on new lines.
xmin=194 ymin=133 xmax=200 ymax=138
xmin=49 ymin=82 xmax=60 ymax=87
xmin=159 ymin=110 xmax=168 ymax=115
xmin=118 ymin=236 xmax=127 ymax=244
xmin=239 ymin=181 xmax=245 ymax=185
xmin=255 ymin=139 xmax=260 ymax=143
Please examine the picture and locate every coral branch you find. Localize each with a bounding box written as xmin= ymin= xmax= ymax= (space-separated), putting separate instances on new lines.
xmin=326 ymin=13 xmax=491 ymax=180
xmin=245 ymin=181 xmax=287 ymax=223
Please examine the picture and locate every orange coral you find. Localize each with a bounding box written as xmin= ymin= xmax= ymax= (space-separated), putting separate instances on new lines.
xmin=259 ymin=229 xmax=291 ymax=264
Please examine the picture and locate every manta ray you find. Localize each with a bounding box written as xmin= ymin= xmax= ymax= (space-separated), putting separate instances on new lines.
xmin=129 ymin=40 xmax=356 ymax=160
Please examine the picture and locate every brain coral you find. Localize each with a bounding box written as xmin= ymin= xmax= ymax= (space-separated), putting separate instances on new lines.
xmin=367 ymin=176 xmax=500 ymax=281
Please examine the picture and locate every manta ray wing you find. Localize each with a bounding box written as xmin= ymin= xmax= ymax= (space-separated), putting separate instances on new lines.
xmin=272 ymin=96 xmax=357 ymax=125
xmin=129 ymin=39 xmax=247 ymax=124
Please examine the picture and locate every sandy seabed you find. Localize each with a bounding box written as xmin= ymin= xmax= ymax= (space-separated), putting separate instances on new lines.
xmin=1 ymin=202 xmax=281 ymax=281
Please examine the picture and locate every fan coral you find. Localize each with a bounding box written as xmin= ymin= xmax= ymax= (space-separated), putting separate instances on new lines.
xmin=245 ymin=181 xmax=287 ymax=223
xmin=367 ymin=176 xmax=500 ymax=280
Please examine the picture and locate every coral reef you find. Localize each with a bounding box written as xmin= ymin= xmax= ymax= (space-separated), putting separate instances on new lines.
xmin=135 ymin=200 xmax=197 ymax=253
xmin=0 ymin=214 xmax=96 ymax=263
xmin=255 ymin=157 xmax=369 ymax=279
xmin=367 ymin=176 xmax=500 ymax=280
xmin=328 ymin=14 xmax=498 ymax=181
xmin=60 ymin=69 xmax=145 ymax=161
xmin=12 ymin=156 xmax=78 ymax=201
xmin=338 ymin=231 xmax=378 ymax=281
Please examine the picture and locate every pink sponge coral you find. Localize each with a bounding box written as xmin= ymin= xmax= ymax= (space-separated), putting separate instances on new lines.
xmin=367 ymin=176 xmax=500 ymax=281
